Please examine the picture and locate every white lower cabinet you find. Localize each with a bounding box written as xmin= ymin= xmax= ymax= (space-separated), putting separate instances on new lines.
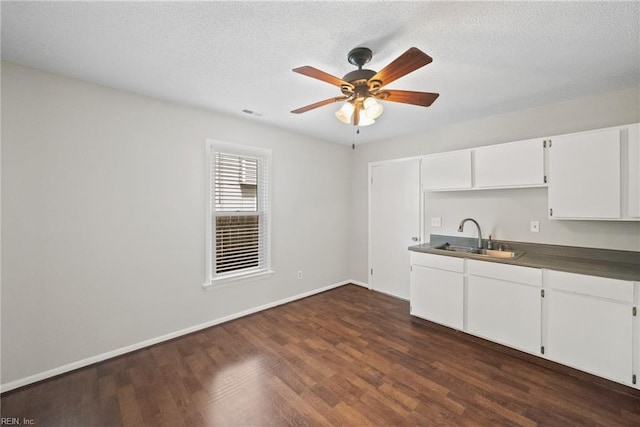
xmin=545 ymin=270 xmax=635 ymax=386
xmin=636 ymin=294 xmax=640 ymax=389
xmin=467 ymin=260 xmax=542 ymax=354
xmin=409 ymin=252 xmax=639 ymax=389
xmin=410 ymin=252 xmax=464 ymax=330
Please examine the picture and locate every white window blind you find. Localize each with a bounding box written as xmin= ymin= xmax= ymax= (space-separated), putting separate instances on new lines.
xmin=209 ymin=143 xmax=271 ymax=283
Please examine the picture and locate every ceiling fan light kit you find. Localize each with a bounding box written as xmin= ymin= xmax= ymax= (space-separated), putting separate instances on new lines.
xmin=292 ymin=46 xmax=439 ymax=127
xmin=335 ymin=102 xmax=355 ymax=124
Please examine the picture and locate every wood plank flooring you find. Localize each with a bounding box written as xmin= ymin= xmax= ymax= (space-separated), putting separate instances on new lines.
xmin=2 ymin=284 xmax=639 ymax=426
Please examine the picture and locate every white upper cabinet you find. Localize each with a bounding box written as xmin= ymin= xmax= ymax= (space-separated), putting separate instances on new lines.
xmin=422 ymin=150 xmax=472 ymax=191
xmin=548 ymin=127 xmax=621 ymax=219
xmin=474 ymin=138 xmax=546 ymax=188
xmin=418 ymin=123 xmax=638 ymax=221
xmin=548 ymin=124 xmax=639 ymax=220
xmin=625 ymin=124 xmax=640 ymax=218
xmin=422 ymin=140 xmax=546 ymax=192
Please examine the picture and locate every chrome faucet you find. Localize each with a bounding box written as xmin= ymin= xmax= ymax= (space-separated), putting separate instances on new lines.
xmin=458 ymin=218 xmax=483 ymax=249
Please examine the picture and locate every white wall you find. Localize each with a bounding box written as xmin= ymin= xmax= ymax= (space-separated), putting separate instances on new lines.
xmin=1 ymin=62 xmax=351 ymax=387
xmin=350 ymin=86 xmax=640 ymax=283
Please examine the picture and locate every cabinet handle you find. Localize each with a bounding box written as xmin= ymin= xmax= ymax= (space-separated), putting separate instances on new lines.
xmin=411 ymin=237 xmax=419 ymax=242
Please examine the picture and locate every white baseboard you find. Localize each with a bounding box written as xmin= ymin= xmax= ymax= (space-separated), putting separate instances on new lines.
xmin=348 ymin=280 xmax=370 ymax=289
xmin=1 ymin=279 xmax=352 ymax=393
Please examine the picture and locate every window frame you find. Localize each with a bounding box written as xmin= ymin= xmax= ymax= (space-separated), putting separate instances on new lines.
xmin=205 ymin=140 xmax=273 ymax=288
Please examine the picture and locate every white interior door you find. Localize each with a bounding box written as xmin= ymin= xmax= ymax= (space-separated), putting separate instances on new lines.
xmin=370 ymin=159 xmax=421 ymax=299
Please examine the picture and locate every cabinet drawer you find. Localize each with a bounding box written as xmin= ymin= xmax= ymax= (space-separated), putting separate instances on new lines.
xmin=410 ymin=252 xmax=464 ymax=273
xmin=545 ymin=270 xmax=633 ymax=303
xmin=467 ymin=259 xmax=542 ymax=287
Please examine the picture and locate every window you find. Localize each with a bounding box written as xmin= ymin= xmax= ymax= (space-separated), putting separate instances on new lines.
xmin=206 ymin=141 xmax=272 ymax=286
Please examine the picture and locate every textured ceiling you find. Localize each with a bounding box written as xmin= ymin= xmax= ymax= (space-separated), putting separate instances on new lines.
xmin=2 ymin=1 xmax=639 ymax=145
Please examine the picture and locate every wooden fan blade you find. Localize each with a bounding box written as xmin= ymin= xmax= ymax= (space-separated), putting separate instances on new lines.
xmin=293 ymin=66 xmax=354 ymax=89
xmin=291 ymin=96 xmax=349 ymax=114
xmin=369 ymin=47 xmax=433 ymax=88
xmin=376 ymin=90 xmax=439 ymax=107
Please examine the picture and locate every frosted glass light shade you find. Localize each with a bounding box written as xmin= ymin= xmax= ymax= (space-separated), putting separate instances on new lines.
xmin=364 ymin=97 xmax=383 ymax=119
xmin=335 ymin=102 xmax=355 ymax=124
xmin=357 ymin=109 xmax=375 ymax=126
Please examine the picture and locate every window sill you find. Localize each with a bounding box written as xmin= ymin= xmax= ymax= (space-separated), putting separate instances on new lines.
xmin=203 ymin=270 xmax=275 ymax=290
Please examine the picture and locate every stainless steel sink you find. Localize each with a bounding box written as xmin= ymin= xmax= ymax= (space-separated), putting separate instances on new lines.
xmin=433 ymin=243 xmax=524 ymax=259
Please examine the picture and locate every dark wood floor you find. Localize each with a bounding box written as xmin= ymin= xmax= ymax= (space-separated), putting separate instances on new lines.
xmin=2 ymin=284 xmax=640 ymax=426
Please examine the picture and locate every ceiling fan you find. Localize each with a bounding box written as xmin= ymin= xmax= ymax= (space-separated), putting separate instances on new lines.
xmin=291 ymin=47 xmax=439 ymax=126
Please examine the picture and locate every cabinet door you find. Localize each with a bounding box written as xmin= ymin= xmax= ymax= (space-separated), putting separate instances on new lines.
xmin=636 ymin=290 xmax=640 ymax=390
xmin=548 ymin=129 xmax=621 ymax=218
xmin=546 ymin=289 xmax=633 ymax=385
xmin=467 ymin=276 xmax=541 ymax=354
xmin=626 ymin=124 xmax=640 ymax=218
xmin=474 ymin=139 xmax=545 ymax=188
xmin=422 ymin=150 xmax=472 ymax=190
xmin=410 ymin=265 xmax=464 ymax=330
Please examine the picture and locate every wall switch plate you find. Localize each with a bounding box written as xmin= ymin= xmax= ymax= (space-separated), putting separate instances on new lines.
xmin=530 ymin=221 xmax=540 ymax=232
xmin=431 ymin=217 xmax=442 ymax=227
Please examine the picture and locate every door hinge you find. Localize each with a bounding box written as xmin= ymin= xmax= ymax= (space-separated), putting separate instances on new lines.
xmin=544 ymin=175 xmax=547 ymax=184
xmin=548 ymin=140 xmax=552 ymax=147
xmin=541 ymin=289 xmax=545 ymax=298
xmin=371 ymin=176 xmax=373 ymax=185
xmin=410 ymin=265 xmax=413 ymax=272
xmin=370 ymin=268 xmax=373 ymax=276
xmin=633 ymin=374 xmax=637 ymax=385
xmin=543 ymin=140 xmax=547 ymax=148
xmin=549 ymin=208 xmax=553 ymax=217
xmin=633 ymin=306 xmax=637 ymax=317
xmin=541 ymin=346 xmax=545 ymax=355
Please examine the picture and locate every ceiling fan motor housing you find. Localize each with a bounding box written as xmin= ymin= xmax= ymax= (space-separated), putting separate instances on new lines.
xmin=347 ymin=47 xmax=373 ymax=68
xmin=341 ymin=69 xmax=377 ymax=98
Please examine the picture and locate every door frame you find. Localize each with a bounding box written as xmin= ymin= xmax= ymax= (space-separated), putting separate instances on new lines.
xmin=368 ymin=156 xmax=424 ymax=293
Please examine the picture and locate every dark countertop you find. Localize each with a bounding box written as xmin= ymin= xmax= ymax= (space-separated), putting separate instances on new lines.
xmin=409 ymin=235 xmax=640 ymax=282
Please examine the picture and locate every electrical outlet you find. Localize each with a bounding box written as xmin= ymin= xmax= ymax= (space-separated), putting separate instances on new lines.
xmin=297 ymin=271 xmax=302 ymax=279
xmin=431 ymin=217 xmax=442 ymax=227
xmin=530 ymin=221 xmax=540 ymax=233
